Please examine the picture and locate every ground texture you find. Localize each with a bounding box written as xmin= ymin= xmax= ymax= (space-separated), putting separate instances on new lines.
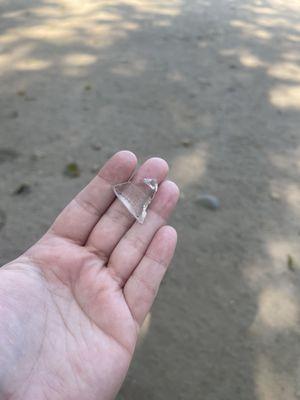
xmin=1 ymin=0 xmax=300 ymax=399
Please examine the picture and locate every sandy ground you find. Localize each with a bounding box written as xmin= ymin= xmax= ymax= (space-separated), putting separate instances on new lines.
xmin=1 ymin=0 xmax=300 ymax=398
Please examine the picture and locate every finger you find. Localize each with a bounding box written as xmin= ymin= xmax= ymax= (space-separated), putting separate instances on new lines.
xmin=85 ymin=157 xmax=169 ymax=262
xmin=124 ymin=225 xmax=177 ymax=326
xmin=50 ymin=151 xmax=137 ymax=244
xmin=108 ymin=180 xmax=179 ymax=286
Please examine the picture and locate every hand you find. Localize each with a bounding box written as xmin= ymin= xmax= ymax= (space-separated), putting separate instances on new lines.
xmin=0 ymin=151 xmax=179 ymax=400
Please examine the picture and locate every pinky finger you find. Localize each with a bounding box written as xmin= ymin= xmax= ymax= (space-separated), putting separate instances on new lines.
xmin=123 ymin=225 xmax=177 ymax=326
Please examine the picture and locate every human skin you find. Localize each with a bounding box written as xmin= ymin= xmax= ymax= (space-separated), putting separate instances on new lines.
xmin=0 ymin=151 xmax=179 ymax=400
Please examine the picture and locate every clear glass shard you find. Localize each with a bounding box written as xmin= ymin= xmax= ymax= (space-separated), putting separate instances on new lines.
xmin=113 ymin=178 xmax=158 ymax=223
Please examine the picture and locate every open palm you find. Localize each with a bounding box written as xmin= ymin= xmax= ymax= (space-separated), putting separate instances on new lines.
xmin=0 ymin=151 xmax=179 ymax=400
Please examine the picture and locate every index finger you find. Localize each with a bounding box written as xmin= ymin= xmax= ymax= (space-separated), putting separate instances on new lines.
xmin=49 ymin=151 xmax=137 ymax=244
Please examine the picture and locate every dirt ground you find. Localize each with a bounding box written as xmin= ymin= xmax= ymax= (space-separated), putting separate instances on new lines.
xmin=1 ymin=0 xmax=300 ymax=398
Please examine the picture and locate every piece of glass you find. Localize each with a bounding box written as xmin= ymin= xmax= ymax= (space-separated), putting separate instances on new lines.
xmin=113 ymin=178 xmax=158 ymax=223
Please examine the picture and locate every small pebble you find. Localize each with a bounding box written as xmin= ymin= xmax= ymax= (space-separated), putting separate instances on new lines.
xmin=64 ymin=162 xmax=80 ymax=178
xmin=17 ymin=90 xmax=26 ymax=96
xmin=30 ymin=150 xmax=45 ymax=161
xmin=0 ymin=148 xmax=19 ymax=164
xmin=13 ymin=183 xmax=31 ymax=195
xmin=24 ymin=96 xmax=36 ymax=101
xmin=269 ymin=191 xmax=280 ymax=201
xmin=196 ymin=194 xmax=220 ymax=210
xmin=0 ymin=209 xmax=6 ymax=230
xmin=227 ymin=86 xmax=236 ymax=93
xmin=85 ymin=84 xmax=91 ymax=91
xmin=90 ymin=164 xmax=99 ymax=173
xmin=8 ymin=110 xmax=19 ymax=119
xmin=91 ymin=143 xmax=102 ymax=151
xmin=180 ymin=138 xmax=192 ymax=147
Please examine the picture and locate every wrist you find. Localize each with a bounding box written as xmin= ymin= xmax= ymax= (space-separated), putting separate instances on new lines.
xmin=0 ymin=265 xmax=45 ymax=400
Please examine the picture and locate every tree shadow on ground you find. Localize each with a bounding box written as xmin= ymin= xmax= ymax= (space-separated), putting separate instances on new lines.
xmin=1 ymin=0 xmax=300 ymax=398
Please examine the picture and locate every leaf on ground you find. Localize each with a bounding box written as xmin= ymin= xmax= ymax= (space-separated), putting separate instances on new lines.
xmin=0 ymin=148 xmax=19 ymax=164
xmin=0 ymin=209 xmax=6 ymax=230
xmin=64 ymin=162 xmax=80 ymax=178
xmin=13 ymin=183 xmax=31 ymax=195
xmin=287 ymin=254 xmax=296 ymax=272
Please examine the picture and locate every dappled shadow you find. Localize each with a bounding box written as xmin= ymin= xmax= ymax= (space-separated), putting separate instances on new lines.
xmin=1 ymin=0 xmax=300 ymax=398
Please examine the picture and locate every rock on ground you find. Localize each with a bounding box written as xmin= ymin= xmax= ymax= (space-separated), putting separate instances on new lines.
xmin=1 ymin=0 xmax=300 ymax=399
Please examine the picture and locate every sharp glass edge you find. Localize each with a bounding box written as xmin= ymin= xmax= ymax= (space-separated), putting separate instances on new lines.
xmin=113 ymin=178 xmax=158 ymax=224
